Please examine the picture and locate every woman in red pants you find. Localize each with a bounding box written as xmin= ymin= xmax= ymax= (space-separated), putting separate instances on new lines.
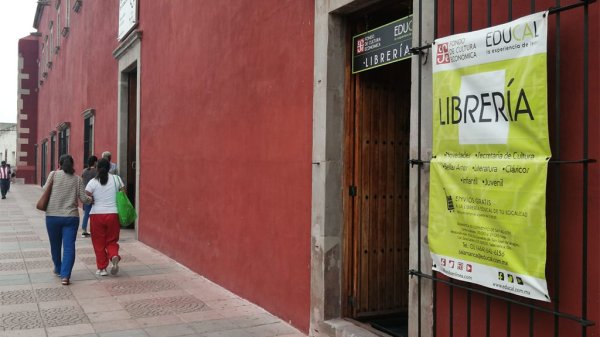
xmin=85 ymin=158 xmax=123 ymax=276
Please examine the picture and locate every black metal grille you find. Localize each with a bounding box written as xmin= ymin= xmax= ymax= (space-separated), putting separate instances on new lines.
xmin=410 ymin=0 xmax=597 ymax=336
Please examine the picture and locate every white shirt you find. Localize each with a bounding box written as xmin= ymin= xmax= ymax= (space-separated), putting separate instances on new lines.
xmin=0 ymin=166 xmax=9 ymax=179
xmin=85 ymin=174 xmax=124 ymax=214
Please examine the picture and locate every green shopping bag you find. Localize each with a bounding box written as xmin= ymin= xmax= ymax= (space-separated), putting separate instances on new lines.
xmin=113 ymin=176 xmax=137 ymax=227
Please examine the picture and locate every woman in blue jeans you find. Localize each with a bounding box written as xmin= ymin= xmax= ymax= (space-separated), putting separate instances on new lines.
xmin=43 ymin=154 xmax=92 ymax=285
xmin=80 ymin=155 xmax=98 ymax=237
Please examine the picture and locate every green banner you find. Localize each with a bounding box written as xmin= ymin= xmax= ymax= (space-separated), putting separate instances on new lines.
xmin=430 ymin=12 xmax=551 ymax=301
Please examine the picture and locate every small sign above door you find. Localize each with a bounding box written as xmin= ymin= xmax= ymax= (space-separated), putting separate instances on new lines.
xmin=352 ymin=15 xmax=413 ymax=74
xmin=118 ymin=0 xmax=138 ymax=40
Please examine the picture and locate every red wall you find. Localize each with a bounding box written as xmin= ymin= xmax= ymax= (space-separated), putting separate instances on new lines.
xmin=32 ymin=0 xmax=314 ymax=331
xmin=137 ymin=1 xmax=314 ymax=331
xmin=18 ymin=36 xmax=39 ymax=184
xmin=435 ymin=1 xmax=599 ymax=336
xmin=36 ymin=1 xmax=119 ymax=177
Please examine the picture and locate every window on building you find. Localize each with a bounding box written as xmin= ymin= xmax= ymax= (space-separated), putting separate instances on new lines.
xmin=56 ymin=3 xmax=61 ymax=52
xmin=44 ymin=33 xmax=52 ymax=70
xmin=73 ymin=0 xmax=82 ymax=13
xmin=49 ymin=21 xmax=55 ymax=57
xmin=42 ymin=37 xmax=49 ymax=78
xmin=82 ymin=110 xmax=94 ymax=167
xmin=49 ymin=21 xmax=53 ymax=53
xmin=58 ymin=124 xmax=70 ymax=157
xmin=62 ymin=0 xmax=70 ymax=36
xmin=38 ymin=56 xmax=44 ymax=85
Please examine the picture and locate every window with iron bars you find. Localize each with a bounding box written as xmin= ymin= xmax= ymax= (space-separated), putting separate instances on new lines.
xmin=83 ymin=114 xmax=94 ymax=167
xmin=58 ymin=127 xmax=69 ymax=158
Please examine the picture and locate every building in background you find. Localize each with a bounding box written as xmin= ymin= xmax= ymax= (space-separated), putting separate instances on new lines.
xmin=21 ymin=0 xmax=599 ymax=336
xmin=0 ymin=123 xmax=17 ymax=167
xmin=16 ymin=34 xmax=39 ymax=184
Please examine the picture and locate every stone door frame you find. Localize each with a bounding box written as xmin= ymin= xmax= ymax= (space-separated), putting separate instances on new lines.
xmin=310 ymin=1 xmax=434 ymax=336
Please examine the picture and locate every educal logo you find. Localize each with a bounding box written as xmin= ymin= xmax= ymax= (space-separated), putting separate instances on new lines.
xmin=356 ymin=38 xmax=365 ymax=54
xmin=486 ymin=20 xmax=540 ymax=47
xmin=436 ymin=42 xmax=450 ymax=64
xmin=436 ymin=38 xmax=478 ymax=65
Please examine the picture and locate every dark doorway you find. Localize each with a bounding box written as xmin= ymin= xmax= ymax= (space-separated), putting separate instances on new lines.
xmin=50 ymin=134 xmax=56 ymax=171
xmin=343 ymin=2 xmax=411 ymax=336
xmin=83 ymin=115 xmax=94 ymax=168
xmin=126 ymin=69 xmax=138 ymax=217
xmin=34 ymin=144 xmax=38 ymax=185
xmin=40 ymin=142 xmax=47 ymax=186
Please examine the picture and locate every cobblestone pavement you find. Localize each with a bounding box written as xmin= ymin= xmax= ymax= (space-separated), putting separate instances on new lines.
xmin=0 ymin=184 xmax=306 ymax=337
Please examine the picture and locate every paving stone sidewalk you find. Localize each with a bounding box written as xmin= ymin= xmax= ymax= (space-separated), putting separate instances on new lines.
xmin=0 ymin=184 xmax=306 ymax=337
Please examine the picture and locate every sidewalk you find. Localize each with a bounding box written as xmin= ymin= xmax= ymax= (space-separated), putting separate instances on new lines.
xmin=0 ymin=184 xmax=306 ymax=337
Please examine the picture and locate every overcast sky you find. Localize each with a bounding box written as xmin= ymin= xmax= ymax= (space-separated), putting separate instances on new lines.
xmin=0 ymin=1 xmax=39 ymax=123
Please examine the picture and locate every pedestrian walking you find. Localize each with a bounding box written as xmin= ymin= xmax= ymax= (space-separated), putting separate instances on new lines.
xmin=101 ymin=151 xmax=118 ymax=175
xmin=10 ymin=166 xmax=16 ymax=184
xmin=80 ymin=155 xmax=98 ymax=237
xmin=85 ymin=158 xmax=122 ymax=276
xmin=6 ymin=164 xmax=12 ymax=192
xmin=0 ymin=162 xmax=9 ymax=198
xmin=43 ymin=154 xmax=93 ymax=285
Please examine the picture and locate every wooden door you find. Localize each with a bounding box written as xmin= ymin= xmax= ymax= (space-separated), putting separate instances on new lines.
xmin=345 ymin=60 xmax=410 ymax=318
